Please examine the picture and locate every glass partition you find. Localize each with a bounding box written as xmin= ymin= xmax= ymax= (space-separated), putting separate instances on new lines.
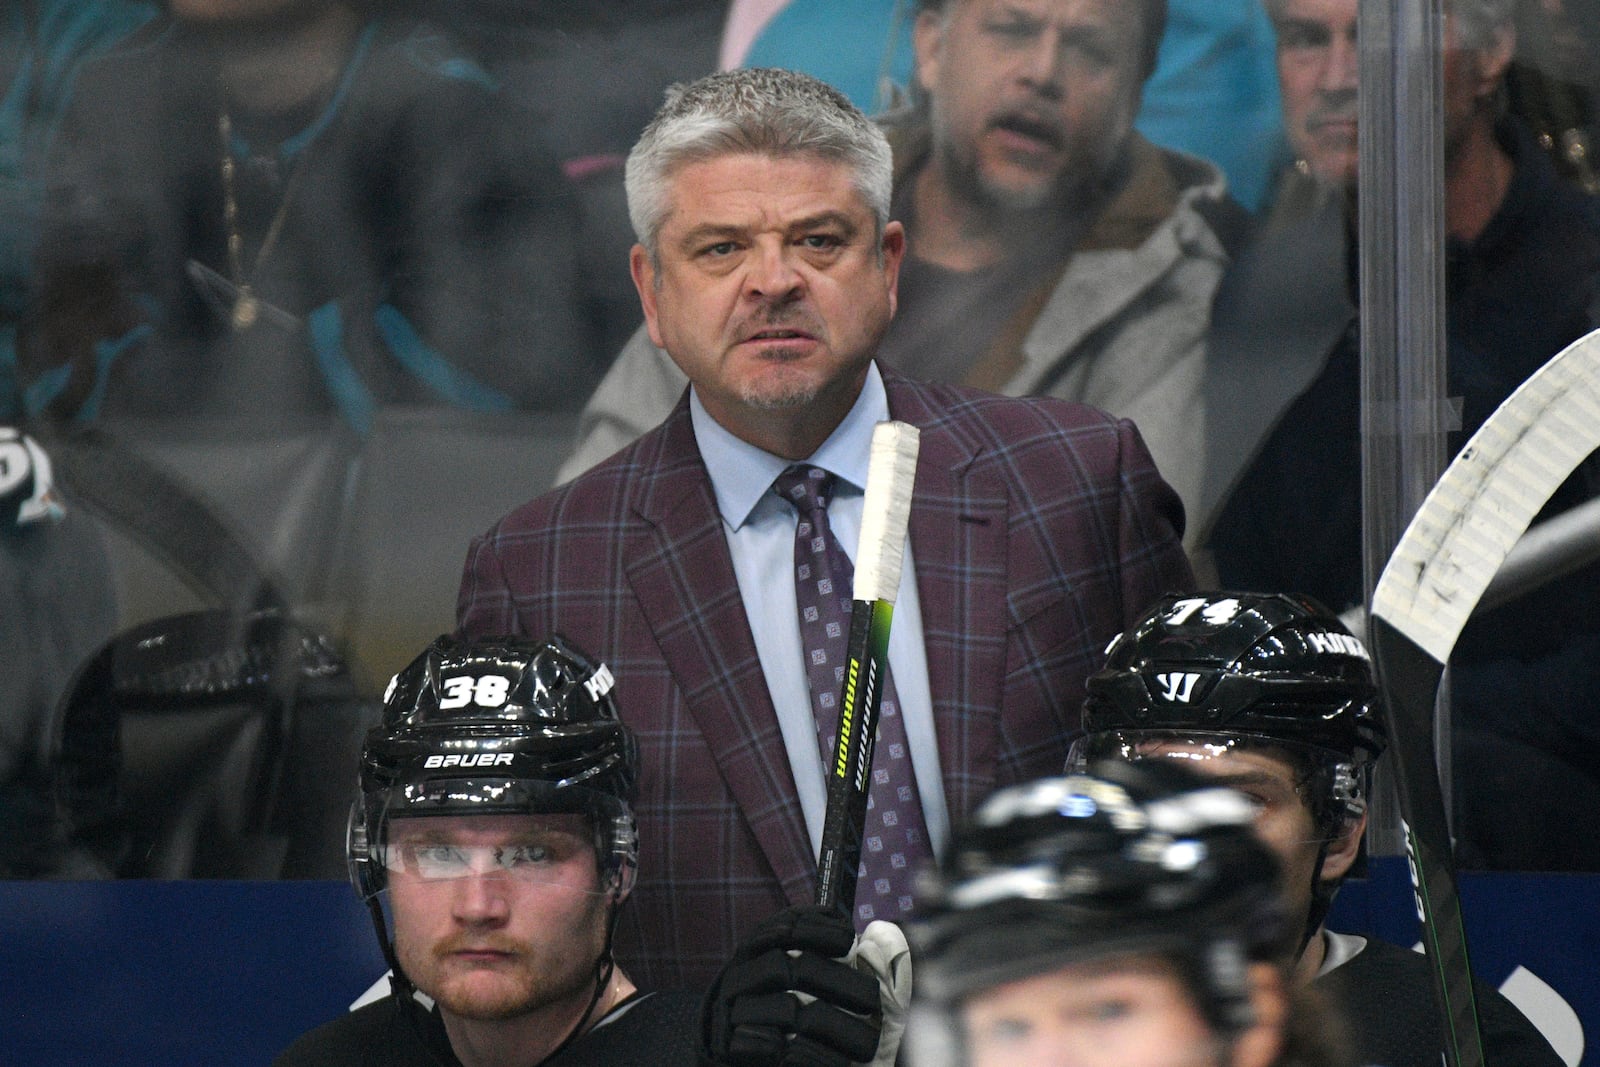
xmin=1 ymin=0 xmax=1595 ymax=880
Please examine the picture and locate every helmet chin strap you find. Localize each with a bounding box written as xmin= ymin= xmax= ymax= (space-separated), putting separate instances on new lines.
xmin=362 ymin=893 xmax=413 ymax=1002
xmin=366 ymin=894 xmax=456 ymax=1067
xmin=541 ymin=884 xmax=627 ymax=1064
xmin=1297 ymin=840 xmax=1336 ymax=965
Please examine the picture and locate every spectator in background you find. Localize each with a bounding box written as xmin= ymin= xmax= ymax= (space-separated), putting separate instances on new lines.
xmin=409 ymin=0 xmax=730 ymax=357
xmin=0 ymin=0 xmax=157 ymax=417
xmin=17 ymin=0 xmax=596 ymax=433
xmin=1198 ymin=0 xmax=1600 ymax=870
xmin=557 ymin=0 xmax=1250 ymax=545
xmin=1507 ymin=0 xmax=1598 ymax=193
xmin=2 ymin=2 xmax=350 ymax=875
xmin=719 ymin=0 xmax=1286 ymax=210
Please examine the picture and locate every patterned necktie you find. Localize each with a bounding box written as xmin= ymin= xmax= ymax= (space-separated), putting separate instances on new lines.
xmin=773 ymin=464 xmax=932 ymax=927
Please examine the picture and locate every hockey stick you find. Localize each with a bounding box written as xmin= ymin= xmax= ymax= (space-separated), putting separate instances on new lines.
xmin=815 ymin=420 xmax=920 ymax=914
xmin=1368 ymin=326 xmax=1600 ymax=1067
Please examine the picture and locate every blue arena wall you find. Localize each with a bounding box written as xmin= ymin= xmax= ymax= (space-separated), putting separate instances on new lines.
xmin=0 ymin=858 xmax=1594 ymax=1066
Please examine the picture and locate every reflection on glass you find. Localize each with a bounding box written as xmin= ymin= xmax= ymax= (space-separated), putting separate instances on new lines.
xmin=1204 ymin=0 xmax=1600 ymax=873
xmin=0 ymin=0 xmax=1595 ymax=884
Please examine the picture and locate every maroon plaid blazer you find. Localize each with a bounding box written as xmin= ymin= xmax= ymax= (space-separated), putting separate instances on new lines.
xmin=456 ymin=368 xmax=1194 ymax=991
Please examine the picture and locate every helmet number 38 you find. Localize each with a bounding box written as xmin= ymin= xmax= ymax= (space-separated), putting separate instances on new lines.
xmin=440 ymin=674 xmax=512 ymax=710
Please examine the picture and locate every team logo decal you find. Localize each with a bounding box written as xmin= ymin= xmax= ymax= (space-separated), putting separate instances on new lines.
xmin=1155 ymin=672 xmax=1202 ymax=703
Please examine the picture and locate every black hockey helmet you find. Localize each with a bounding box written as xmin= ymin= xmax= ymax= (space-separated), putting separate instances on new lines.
xmin=905 ymin=759 xmax=1289 ymax=1060
xmin=1071 ymin=591 xmax=1385 ymax=828
xmin=348 ymin=632 xmax=638 ymax=900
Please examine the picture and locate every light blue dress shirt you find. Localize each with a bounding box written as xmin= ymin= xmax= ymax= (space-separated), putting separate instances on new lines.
xmin=689 ymin=363 xmax=950 ymax=862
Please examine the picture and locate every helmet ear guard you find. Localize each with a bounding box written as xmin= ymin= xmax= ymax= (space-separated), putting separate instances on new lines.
xmin=605 ymin=810 xmax=639 ymax=899
xmin=346 ymin=799 xmax=382 ymax=901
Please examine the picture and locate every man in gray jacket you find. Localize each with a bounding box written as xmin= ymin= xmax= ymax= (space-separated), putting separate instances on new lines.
xmin=558 ymin=0 xmax=1247 ymax=543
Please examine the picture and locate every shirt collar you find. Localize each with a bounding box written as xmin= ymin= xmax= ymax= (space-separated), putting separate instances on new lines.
xmin=691 ymin=362 xmax=890 ymax=530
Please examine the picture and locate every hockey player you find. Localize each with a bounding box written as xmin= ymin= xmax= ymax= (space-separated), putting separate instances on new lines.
xmin=903 ymin=758 xmax=1350 ymax=1067
xmin=1070 ymin=591 xmax=1563 ymax=1067
xmin=273 ymin=633 xmax=701 ymax=1067
xmin=276 ymin=633 xmax=898 ymax=1067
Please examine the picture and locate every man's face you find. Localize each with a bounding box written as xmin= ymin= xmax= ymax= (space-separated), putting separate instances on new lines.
xmin=961 ymin=956 xmax=1227 ymax=1067
xmin=1274 ymin=0 xmax=1514 ymax=188
xmin=1130 ymin=741 xmax=1358 ymax=933
xmin=915 ymin=0 xmax=1150 ymax=212
xmin=1273 ymin=0 xmax=1361 ymax=188
xmin=387 ymin=813 xmax=614 ymax=1024
xmin=631 ymin=152 xmax=904 ymax=453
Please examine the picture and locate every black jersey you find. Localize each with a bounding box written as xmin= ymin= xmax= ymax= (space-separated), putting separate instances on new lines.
xmin=1316 ymin=935 xmax=1563 ymax=1067
xmin=274 ymin=988 xmax=701 ymax=1067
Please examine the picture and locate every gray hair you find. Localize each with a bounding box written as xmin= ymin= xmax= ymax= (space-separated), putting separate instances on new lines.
xmin=624 ymin=67 xmax=894 ymax=260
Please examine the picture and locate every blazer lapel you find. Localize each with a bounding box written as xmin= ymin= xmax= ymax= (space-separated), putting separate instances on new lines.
xmin=885 ymin=374 xmax=1012 ymax=824
xmin=623 ymin=404 xmax=819 ymax=905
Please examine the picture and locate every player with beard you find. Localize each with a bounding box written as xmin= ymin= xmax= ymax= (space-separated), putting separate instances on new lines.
xmin=273 ymin=634 xmax=701 ymax=1067
xmin=557 ymin=0 xmax=1249 ymax=544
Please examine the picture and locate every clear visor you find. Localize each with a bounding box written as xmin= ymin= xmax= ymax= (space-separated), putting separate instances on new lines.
xmin=379 ymin=811 xmax=612 ymax=893
xmin=1071 ymin=730 xmax=1350 ymax=847
xmin=356 ymin=778 xmax=634 ymax=900
xmin=1072 ymin=729 xmax=1310 ymax=777
xmin=1070 ymin=729 xmax=1243 ymax=768
xmin=378 ymin=837 xmax=583 ymax=881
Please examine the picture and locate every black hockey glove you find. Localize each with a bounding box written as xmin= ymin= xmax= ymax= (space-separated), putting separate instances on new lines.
xmin=702 ymin=905 xmax=882 ymax=1067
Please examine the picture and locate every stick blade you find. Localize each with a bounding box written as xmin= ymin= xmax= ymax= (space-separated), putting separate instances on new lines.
xmin=1372 ymin=327 xmax=1600 ymax=659
xmin=1362 ymin=327 xmax=1600 ymax=1067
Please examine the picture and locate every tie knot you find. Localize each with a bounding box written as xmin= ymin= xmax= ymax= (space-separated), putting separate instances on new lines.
xmin=773 ymin=464 xmax=835 ymax=514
